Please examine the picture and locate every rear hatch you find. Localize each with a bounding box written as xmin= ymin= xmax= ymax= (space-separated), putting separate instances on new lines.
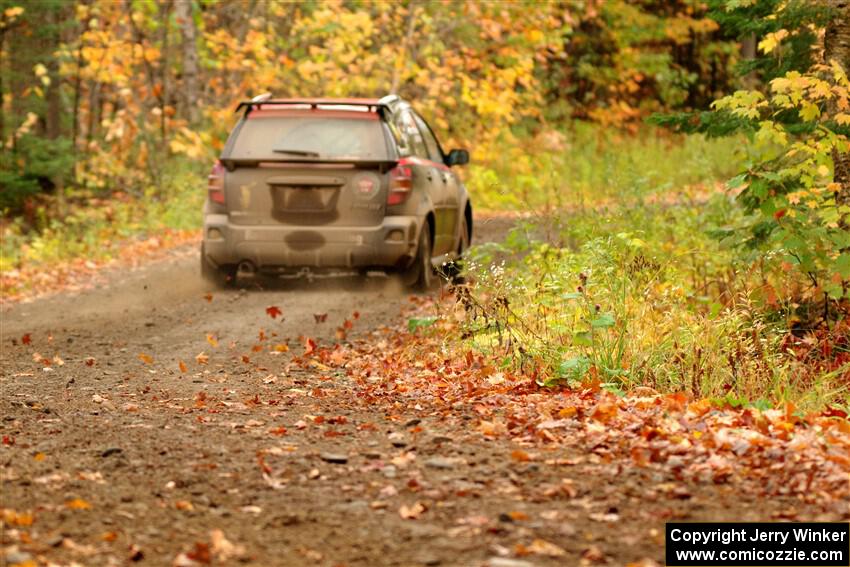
xmin=220 ymin=109 xmax=397 ymax=227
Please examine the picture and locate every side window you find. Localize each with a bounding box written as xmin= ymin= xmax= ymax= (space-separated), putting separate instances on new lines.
xmin=387 ymin=119 xmax=409 ymax=156
xmin=395 ymin=110 xmax=428 ymax=158
xmin=413 ymin=113 xmax=442 ymax=163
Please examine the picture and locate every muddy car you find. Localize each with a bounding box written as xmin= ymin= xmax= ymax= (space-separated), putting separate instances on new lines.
xmin=201 ymin=94 xmax=472 ymax=289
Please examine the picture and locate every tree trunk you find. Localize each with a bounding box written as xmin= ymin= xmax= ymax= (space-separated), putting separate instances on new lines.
xmin=824 ymin=0 xmax=850 ymax=213
xmin=0 ymin=27 xmax=7 ymax=149
xmin=45 ymin=7 xmax=66 ymax=216
xmin=160 ymin=1 xmax=170 ymax=145
xmin=390 ymin=2 xmax=418 ymax=95
xmin=740 ymin=33 xmax=758 ymax=89
xmin=174 ymin=0 xmax=200 ymax=124
xmin=71 ymin=11 xmax=91 ymax=178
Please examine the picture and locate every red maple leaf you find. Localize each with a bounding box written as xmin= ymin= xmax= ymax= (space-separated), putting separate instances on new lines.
xmin=304 ymin=337 xmax=317 ymax=355
xmin=266 ymin=306 xmax=282 ymax=319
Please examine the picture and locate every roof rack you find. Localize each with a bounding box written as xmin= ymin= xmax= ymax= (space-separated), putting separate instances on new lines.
xmin=235 ymin=98 xmax=397 ymax=117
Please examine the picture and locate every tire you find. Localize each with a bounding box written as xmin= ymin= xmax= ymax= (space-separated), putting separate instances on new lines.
xmin=402 ymin=227 xmax=434 ymax=291
xmin=200 ymin=244 xmax=234 ymax=288
xmin=440 ymin=214 xmax=470 ymax=283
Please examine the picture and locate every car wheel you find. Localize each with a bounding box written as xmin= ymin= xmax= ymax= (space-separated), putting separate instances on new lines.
xmin=200 ymin=244 xmax=235 ymax=288
xmin=402 ymin=227 xmax=433 ymax=291
xmin=440 ymin=215 xmax=469 ymax=283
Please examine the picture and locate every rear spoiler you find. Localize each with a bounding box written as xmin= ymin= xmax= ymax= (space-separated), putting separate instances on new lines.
xmin=235 ymin=99 xmax=393 ymax=118
xmin=221 ymin=158 xmax=399 ymax=171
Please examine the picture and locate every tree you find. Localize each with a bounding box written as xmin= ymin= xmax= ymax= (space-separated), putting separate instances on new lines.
xmin=824 ymin=0 xmax=850 ymax=213
xmin=174 ymin=0 xmax=200 ymax=124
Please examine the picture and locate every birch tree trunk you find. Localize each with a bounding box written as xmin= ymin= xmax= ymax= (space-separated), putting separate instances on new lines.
xmin=174 ymin=0 xmax=200 ymax=124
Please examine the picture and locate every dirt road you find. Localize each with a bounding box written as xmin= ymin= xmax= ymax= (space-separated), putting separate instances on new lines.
xmin=1 ymin=219 xmax=846 ymax=567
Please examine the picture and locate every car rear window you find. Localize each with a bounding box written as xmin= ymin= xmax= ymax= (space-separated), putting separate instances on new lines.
xmin=227 ymin=114 xmax=391 ymax=161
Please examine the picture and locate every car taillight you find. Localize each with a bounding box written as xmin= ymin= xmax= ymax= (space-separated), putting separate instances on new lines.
xmin=208 ymin=160 xmax=225 ymax=205
xmin=387 ymin=164 xmax=413 ymax=206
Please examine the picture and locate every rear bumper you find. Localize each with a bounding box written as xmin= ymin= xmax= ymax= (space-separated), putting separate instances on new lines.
xmin=202 ymin=214 xmax=420 ymax=271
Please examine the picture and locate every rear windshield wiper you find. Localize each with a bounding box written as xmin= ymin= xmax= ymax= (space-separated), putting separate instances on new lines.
xmin=273 ymin=148 xmax=321 ymax=157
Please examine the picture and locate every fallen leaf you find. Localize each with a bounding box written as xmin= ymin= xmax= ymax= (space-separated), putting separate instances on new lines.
xmin=203 ymin=293 xmax=213 ymax=303
xmin=138 ymin=353 xmax=154 ymax=365
xmin=399 ymin=501 xmax=426 ymax=519
xmin=66 ymin=498 xmax=92 ymax=510
xmin=210 ymin=529 xmax=244 ymax=561
xmin=582 ymin=545 xmax=606 ymax=563
xmin=85 ymin=357 xmax=96 ymax=366
xmin=487 ymin=372 xmax=505 ymax=386
xmin=178 ymin=360 xmax=188 ymax=373
xmin=528 ymin=539 xmax=566 ymax=557
xmin=195 ymin=352 xmax=209 ymax=365
xmin=296 ymin=547 xmax=323 ymax=561
xmin=590 ymin=401 xmax=619 ymax=423
xmin=511 ymin=449 xmax=531 ymax=462
xmin=184 ymin=541 xmax=211 ymax=564
xmin=206 ymin=334 xmax=219 ymax=348
xmin=3 ymin=510 xmax=33 ymax=526
xmin=266 ymin=306 xmax=282 ymax=319
xmin=303 ymin=337 xmax=317 ymax=355
xmin=313 ymin=313 xmax=328 ymax=323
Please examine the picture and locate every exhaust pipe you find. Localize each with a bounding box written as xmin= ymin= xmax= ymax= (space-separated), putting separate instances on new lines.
xmin=237 ymin=260 xmax=257 ymax=279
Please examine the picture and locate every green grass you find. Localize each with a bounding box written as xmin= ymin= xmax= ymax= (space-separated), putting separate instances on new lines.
xmin=1 ymin=158 xmax=204 ymax=289
xmin=458 ymin=126 xmax=849 ymax=413
xmin=466 ymin=123 xmax=743 ymax=210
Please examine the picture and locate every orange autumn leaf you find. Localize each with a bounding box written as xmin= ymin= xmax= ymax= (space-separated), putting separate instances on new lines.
xmin=138 ymin=353 xmax=154 ymax=364
xmin=591 ymin=402 xmax=619 ymax=423
xmin=66 ymin=498 xmax=92 ymax=510
xmin=510 ymin=449 xmax=531 ymax=462
xmin=3 ymin=510 xmax=33 ymax=526
xmin=178 ymin=360 xmax=188 ymax=373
